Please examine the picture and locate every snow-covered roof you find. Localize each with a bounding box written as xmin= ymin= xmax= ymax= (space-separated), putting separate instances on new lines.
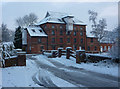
xmin=36 ymin=11 xmax=86 ymax=25
xmin=26 ymin=26 xmax=47 ymax=37
xmin=87 ymin=36 xmax=98 ymax=38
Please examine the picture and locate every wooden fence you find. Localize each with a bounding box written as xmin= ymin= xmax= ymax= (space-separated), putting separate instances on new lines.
xmin=42 ymin=47 xmax=86 ymax=63
xmin=42 ymin=47 xmax=118 ymax=63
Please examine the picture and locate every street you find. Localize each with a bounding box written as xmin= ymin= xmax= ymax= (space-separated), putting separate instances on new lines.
xmin=28 ymin=55 xmax=119 ymax=88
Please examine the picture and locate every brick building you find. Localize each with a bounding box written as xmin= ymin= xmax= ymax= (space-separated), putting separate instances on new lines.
xmin=22 ymin=11 xmax=112 ymax=54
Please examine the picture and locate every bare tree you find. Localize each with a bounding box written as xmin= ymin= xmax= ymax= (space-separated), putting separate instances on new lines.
xmin=1 ymin=23 xmax=14 ymax=42
xmin=109 ymin=27 xmax=119 ymax=59
xmin=88 ymin=10 xmax=107 ymax=41
xmin=16 ymin=17 xmax=24 ymax=27
xmin=16 ymin=13 xmax=38 ymax=27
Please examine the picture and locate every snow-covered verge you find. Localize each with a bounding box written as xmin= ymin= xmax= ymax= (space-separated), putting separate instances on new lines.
xmin=1 ymin=59 xmax=40 ymax=87
xmin=49 ymin=56 xmax=118 ymax=77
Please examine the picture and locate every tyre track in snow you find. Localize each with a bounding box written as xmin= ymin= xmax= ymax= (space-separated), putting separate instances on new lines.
xmin=29 ymin=55 xmax=119 ymax=88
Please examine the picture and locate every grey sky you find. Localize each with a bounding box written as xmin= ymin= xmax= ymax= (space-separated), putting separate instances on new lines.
xmin=1 ymin=1 xmax=118 ymax=36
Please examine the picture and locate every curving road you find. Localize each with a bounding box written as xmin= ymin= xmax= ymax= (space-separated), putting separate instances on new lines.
xmin=28 ymin=55 xmax=119 ymax=88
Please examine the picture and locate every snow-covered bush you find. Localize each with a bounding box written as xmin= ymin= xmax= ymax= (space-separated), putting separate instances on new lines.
xmin=1 ymin=42 xmax=17 ymax=59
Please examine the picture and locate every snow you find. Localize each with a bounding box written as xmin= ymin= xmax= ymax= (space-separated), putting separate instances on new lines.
xmin=37 ymin=11 xmax=86 ymax=25
xmin=33 ymin=55 xmax=56 ymax=67
xmin=1 ymin=54 xmax=118 ymax=87
xmin=27 ymin=26 xmax=47 ymax=37
xmin=2 ymin=59 xmax=40 ymax=87
xmin=86 ymin=53 xmax=112 ymax=58
xmin=36 ymin=68 xmax=77 ymax=87
xmin=50 ymin=56 xmax=118 ymax=77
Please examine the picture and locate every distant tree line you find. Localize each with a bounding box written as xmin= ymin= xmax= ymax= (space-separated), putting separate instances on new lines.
xmin=0 ymin=23 xmax=14 ymax=42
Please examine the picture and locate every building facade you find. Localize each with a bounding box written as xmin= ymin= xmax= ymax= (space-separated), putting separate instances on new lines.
xmin=22 ymin=11 xmax=113 ymax=54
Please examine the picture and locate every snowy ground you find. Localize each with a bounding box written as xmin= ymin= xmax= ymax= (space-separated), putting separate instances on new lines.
xmin=50 ymin=56 xmax=118 ymax=77
xmin=1 ymin=59 xmax=40 ymax=87
xmin=1 ymin=54 xmax=119 ymax=88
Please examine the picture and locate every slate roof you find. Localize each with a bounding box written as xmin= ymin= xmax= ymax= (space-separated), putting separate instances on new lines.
xmin=36 ymin=11 xmax=86 ymax=25
xmin=26 ymin=26 xmax=47 ymax=37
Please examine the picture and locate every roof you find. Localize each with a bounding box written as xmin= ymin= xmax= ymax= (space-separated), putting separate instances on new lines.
xmin=87 ymin=36 xmax=98 ymax=38
xmin=26 ymin=26 xmax=47 ymax=37
xmin=36 ymin=11 xmax=86 ymax=25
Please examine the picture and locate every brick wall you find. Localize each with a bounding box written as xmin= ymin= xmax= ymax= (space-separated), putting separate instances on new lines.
xmin=41 ymin=23 xmax=87 ymax=51
xmin=23 ymin=22 xmax=113 ymax=54
xmin=25 ymin=30 xmax=47 ymax=54
xmin=86 ymin=37 xmax=100 ymax=53
xmin=100 ymin=43 xmax=113 ymax=52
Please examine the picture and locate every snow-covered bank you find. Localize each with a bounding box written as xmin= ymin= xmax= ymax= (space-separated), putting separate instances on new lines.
xmin=2 ymin=59 xmax=40 ymax=87
xmin=48 ymin=56 xmax=118 ymax=77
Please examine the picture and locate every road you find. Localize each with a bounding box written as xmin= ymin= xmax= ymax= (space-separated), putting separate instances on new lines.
xmin=28 ymin=55 xmax=119 ymax=88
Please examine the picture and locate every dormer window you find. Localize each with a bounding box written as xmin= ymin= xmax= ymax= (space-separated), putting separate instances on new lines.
xmin=39 ymin=30 xmax=42 ymax=32
xmin=32 ymin=29 xmax=35 ymax=32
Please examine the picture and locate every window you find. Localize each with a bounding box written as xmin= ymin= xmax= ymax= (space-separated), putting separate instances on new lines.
xmin=108 ymin=46 xmax=110 ymax=51
xmin=74 ymin=45 xmax=77 ymax=51
xmin=80 ymin=31 xmax=83 ymax=36
xmin=60 ymin=45 xmax=63 ymax=48
xmin=88 ymin=46 xmax=90 ymax=51
xmin=52 ymin=38 xmax=55 ymax=43
xmin=80 ymin=27 xmax=83 ymax=30
xmin=52 ymin=25 xmax=55 ymax=29
xmin=79 ymin=46 xmax=81 ymax=50
xmin=32 ymin=29 xmax=35 ymax=32
xmin=74 ymin=27 xmax=76 ymax=30
xmin=95 ymin=46 xmax=97 ymax=51
xmin=74 ymin=38 xmax=76 ymax=43
xmin=60 ymin=38 xmax=63 ymax=43
xmin=66 ymin=31 xmax=71 ymax=35
xmin=52 ymin=45 xmax=56 ymax=50
xmin=74 ymin=31 xmax=76 ymax=36
xmin=60 ymin=25 xmax=63 ymax=29
xmin=101 ymin=46 xmax=103 ymax=52
xmin=104 ymin=46 xmax=106 ymax=51
xmin=67 ymin=38 xmax=70 ymax=43
xmin=38 ymin=38 xmax=42 ymax=43
xmin=82 ymin=46 xmax=85 ymax=50
xmin=91 ymin=38 xmax=93 ymax=43
xmin=39 ymin=30 xmax=42 ymax=32
xmin=52 ymin=30 xmax=55 ymax=35
xmin=60 ymin=30 xmax=63 ymax=35
xmin=40 ymin=46 xmax=44 ymax=51
xmin=81 ymin=38 xmax=83 ymax=43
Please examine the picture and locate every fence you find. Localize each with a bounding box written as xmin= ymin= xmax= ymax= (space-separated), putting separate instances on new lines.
xmin=42 ymin=47 xmax=86 ymax=63
xmin=42 ymin=47 xmax=117 ymax=63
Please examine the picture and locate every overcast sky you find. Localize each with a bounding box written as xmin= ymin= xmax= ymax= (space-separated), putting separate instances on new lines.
xmin=1 ymin=0 xmax=119 ymax=36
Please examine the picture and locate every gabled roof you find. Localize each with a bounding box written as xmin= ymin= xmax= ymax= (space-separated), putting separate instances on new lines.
xmin=36 ymin=11 xmax=86 ymax=25
xmin=26 ymin=26 xmax=47 ymax=37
